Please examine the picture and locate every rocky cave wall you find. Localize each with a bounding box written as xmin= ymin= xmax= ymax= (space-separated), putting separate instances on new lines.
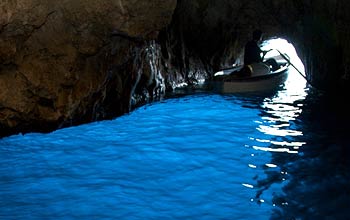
xmin=0 ymin=0 xmax=176 ymax=136
xmin=1 ymin=0 xmax=350 ymax=137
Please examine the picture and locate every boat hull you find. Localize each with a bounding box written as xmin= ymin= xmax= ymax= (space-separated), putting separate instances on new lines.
xmin=211 ymin=63 xmax=289 ymax=94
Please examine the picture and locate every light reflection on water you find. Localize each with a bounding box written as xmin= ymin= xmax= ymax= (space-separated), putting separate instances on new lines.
xmin=251 ymin=38 xmax=308 ymax=157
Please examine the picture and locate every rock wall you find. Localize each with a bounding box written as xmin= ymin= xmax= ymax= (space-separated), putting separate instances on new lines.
xmin=0 ymin=0 xmax=176 ymax=136
xmin=1 ymin=0 xmax=350 ymax=137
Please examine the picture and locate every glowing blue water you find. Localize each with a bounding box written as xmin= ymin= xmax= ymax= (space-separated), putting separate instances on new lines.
xmin=1 ymin=69 xmax=350 ymax=219
xmin=0 ymin=94 xmax=275 ymax=219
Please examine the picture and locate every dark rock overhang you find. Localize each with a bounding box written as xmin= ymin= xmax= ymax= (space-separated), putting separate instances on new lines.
xmin=1 ymin=0 xmax=349 ymax=137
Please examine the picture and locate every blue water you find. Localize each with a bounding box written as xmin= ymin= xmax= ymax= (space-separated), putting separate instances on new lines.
xmin=1 ymin=68 xmax=350 ymax=220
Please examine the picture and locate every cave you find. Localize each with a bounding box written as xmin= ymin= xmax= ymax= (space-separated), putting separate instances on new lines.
xmin=1 ymin=1 xmax=350 ymax=219
xmin=0 ymin=0 xmax=349 ymax=135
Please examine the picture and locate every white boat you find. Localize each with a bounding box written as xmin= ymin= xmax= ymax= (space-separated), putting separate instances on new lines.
xmin=210 ymin=54 xmax=290 ymax=94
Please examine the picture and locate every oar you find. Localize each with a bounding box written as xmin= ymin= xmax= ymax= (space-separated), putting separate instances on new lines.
xmin=275 ymin=49 xmax=308 ymax=81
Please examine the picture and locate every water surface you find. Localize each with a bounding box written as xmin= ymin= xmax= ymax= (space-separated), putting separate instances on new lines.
xmin=1 ymin=58 xmax=350 ymax=219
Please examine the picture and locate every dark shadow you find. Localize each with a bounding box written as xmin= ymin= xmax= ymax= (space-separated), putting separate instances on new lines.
xmin=254 ymin=88 xmax=350 ymax=220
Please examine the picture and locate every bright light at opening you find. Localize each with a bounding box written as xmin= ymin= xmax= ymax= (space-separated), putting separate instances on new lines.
xmin=261 ymin=38 xmax=305 ymax=76
xmin=261 ymin=38 xmax=308 ymax=99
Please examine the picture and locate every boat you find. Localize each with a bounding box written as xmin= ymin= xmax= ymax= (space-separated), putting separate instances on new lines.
xmin=210 ymin=53 xmax=290 ymax=94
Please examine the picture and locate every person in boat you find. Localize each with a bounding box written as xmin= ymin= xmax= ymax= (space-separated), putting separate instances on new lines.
xmin=243 ymin=29 xmax=279 ymax=73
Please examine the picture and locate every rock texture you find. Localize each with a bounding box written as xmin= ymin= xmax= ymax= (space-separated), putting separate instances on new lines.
xmin=0 ymin=0 xmax=176 ymax=136
xmin=1 ymin=0 xmax=350 ymax=137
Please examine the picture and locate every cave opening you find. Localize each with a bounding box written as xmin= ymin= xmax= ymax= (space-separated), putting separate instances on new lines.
xmin=261 ymin=38 xmax=308 ymax=94
xmin=212 ymin=37 xmax=307 ymax=96
xmin=258 ymin=38 xmax=309 ymax=108
xmin=264 ymin=38 xmax=306 ymax=85
xmin=261 ymin=38 xmax=305 ymax=76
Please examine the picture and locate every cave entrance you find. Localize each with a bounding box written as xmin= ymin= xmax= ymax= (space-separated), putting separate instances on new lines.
xmin=261 ymin=38 xmax=307 ymax=93
xmin=214 ymin=38 xmax=307 ymax=95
